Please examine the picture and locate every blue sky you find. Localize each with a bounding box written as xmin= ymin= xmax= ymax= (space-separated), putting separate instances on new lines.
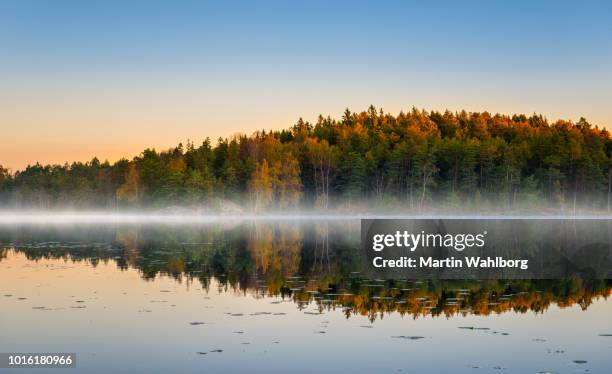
xmin=1 ymin=1 xmax=611 ymax=169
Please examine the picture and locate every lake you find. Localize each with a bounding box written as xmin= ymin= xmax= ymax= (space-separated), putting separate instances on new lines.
xmin=0 ymin=219 xmax=610 ymax=373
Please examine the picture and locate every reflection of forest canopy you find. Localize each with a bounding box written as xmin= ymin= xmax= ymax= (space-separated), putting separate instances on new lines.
xmin=2 ymin=223 xmax=609 ymax=321
xmin=1 ymin=107 xmax=611 ymax=211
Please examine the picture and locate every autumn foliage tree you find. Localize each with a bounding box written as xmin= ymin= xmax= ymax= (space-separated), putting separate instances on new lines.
xmin=1 ymin=106 xmax=611 ymax=212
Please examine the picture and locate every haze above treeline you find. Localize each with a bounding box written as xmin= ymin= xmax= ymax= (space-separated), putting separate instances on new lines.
xmin=1 ymin=106 xmax=611 ymax=213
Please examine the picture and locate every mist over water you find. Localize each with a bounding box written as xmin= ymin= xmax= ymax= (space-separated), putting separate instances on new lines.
xmin=1 ymin=210 xmax=612 ymax=226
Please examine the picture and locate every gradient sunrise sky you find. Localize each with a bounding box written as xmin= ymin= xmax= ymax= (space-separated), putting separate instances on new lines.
xmin=1 ymin=0 xmax=611 ymax=171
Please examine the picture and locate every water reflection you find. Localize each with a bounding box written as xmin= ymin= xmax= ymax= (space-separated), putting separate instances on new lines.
xmin=1 ymin=221 xmax=609 ymax=322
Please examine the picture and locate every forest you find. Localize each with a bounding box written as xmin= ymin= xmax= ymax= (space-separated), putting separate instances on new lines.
xmin=1 ymin=106 xmax=611 ymax=213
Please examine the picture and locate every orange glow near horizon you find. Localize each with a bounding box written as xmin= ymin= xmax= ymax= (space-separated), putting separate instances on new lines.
xmin=2 ymin=101 xmax=610 ymax=172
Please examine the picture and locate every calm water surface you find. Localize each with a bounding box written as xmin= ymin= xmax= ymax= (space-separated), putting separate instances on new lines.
xmin=0 ymin=221 xmax=610 ymax=373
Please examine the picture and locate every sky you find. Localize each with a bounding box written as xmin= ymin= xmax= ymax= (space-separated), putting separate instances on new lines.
xmin=1 ymin=0 xmax=611 ymax=171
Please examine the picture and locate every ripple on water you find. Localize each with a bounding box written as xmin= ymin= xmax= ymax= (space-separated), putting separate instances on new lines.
xmin=250 ymin=312 xmax=272 ymax=316
xmin=392 ymin=336 xmax=425 ymax=340
xmin=546 ymin=349 xmax=565 ymax=354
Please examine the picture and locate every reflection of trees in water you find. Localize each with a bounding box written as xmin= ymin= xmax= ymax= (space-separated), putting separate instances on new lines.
xmin=247 ymin=222 xmax=302 ymax=294
xmin=1 ymin=223 xmax=610 ymax=320
xmin=312 ymin=222 xmax=331 ymax=274
xmin=292 ymin=278 xmax=611 ymax=322
xmin=248 ymin=222 xmax=301 ymax=275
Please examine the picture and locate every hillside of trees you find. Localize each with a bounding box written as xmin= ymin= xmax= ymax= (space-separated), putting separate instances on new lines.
xmin=1 ymin=106 xmax=611 ymax=213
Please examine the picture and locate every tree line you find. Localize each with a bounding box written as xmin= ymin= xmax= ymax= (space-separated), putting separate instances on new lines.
xmin=1 ymin=106 xmax=611 ymax=212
